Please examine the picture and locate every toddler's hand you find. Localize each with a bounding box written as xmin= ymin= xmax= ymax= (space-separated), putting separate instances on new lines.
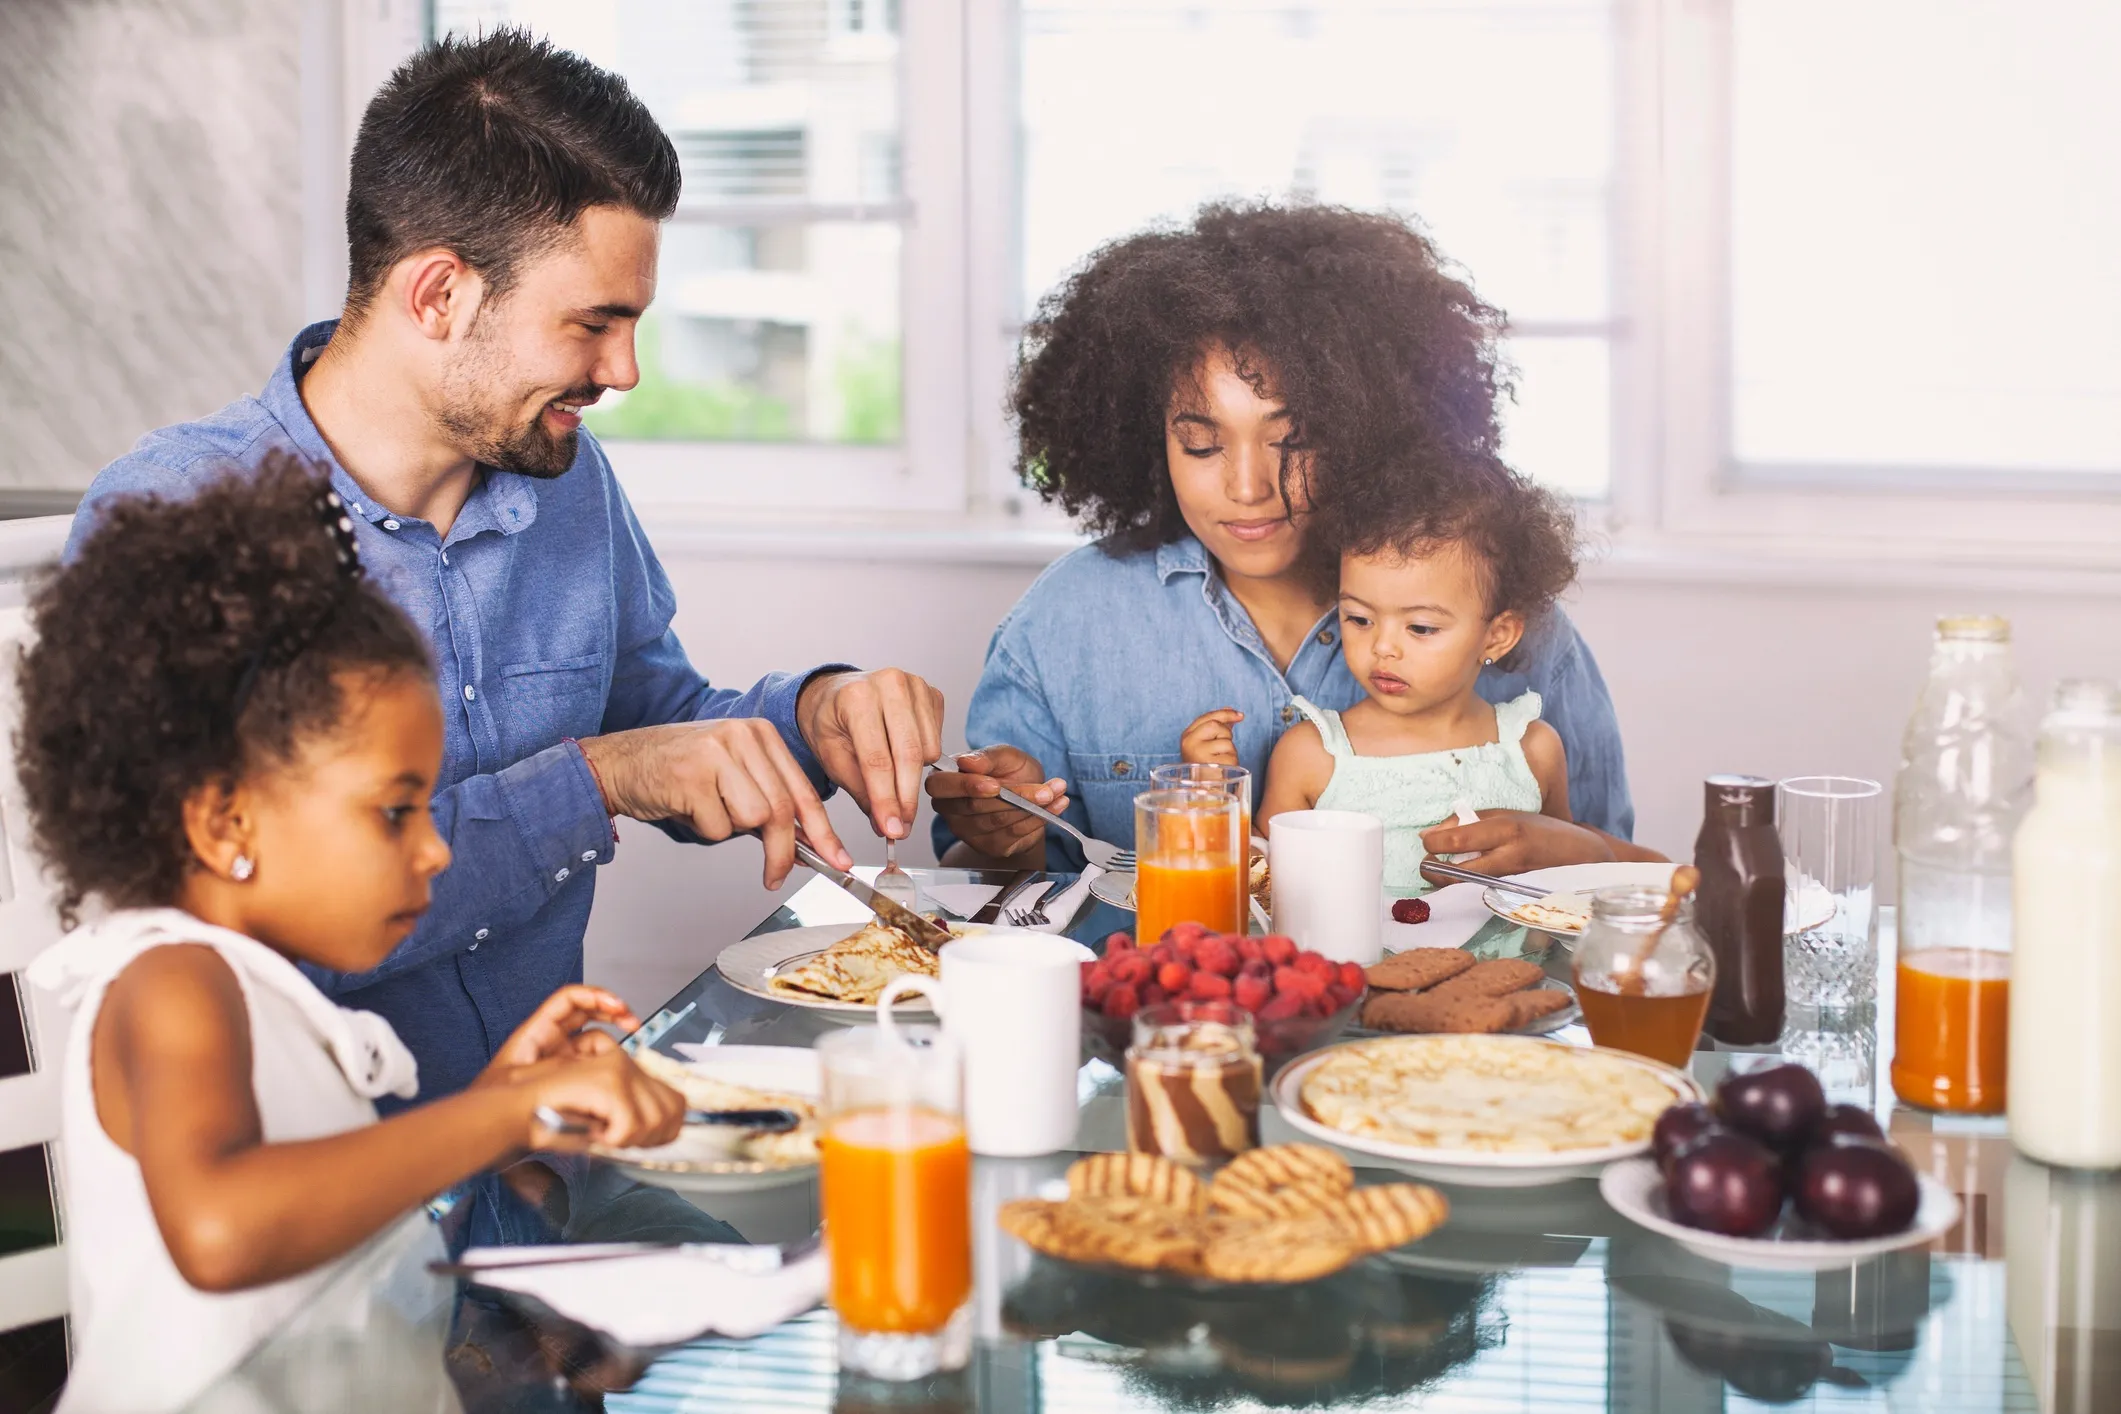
xmin=520 ymin=1049 xmax=687 ymax=1153
xmin=486 ymin=985 xmax=639 ymax=1072
xmin=1180 ymin=709 xmax=1244 ymax=767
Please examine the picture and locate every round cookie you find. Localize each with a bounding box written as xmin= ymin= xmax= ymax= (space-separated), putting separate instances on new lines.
xmin=1210 ymin=1143 xmax=1356 ymax=1218
xmin=1066 ymin=1150 xmax=1205 ymax=1213
xmin=1325 ymin=1183 xmax=1450 ymax=1253
xmin=1200 ymin=1218 xmax=1358 ymax=1283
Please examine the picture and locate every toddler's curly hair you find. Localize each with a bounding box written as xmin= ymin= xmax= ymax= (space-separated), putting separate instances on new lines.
xmin=14 ymin=453 xmax=433 ymax=926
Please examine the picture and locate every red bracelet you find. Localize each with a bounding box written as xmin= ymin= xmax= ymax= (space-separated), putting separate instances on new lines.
xmin=563 ymin=738 xmax=619 ymax=844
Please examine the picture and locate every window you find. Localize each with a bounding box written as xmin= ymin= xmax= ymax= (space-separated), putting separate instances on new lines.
xmin=1016 ymin=1 xmax=1619 ymax=499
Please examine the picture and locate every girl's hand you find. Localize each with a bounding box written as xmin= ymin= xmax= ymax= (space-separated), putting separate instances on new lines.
xmin=1180 ymin=709 xmax=1244 ymax=767
xmin=486 ymin=985 xmax=639 ymax=1072
xmin=519 ymin=1050 xmax=687 ymax=1153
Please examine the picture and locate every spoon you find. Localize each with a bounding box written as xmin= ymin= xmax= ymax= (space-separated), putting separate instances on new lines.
xmin=534 ymin=1105 xmax=804 ymax=1138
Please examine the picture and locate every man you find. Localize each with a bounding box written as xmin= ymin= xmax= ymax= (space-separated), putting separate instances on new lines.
xmin=68 ymin=30 xmax=941 ymax=1104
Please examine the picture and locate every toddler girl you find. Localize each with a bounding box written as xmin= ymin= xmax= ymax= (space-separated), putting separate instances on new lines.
xmin=1206 ymin=462 xmax=1580 ymax=892
xmin=16 ymin=456 xmax=685 ymax=1412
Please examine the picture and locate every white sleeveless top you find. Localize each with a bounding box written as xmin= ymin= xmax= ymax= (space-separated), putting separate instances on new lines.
xmin=27 ymin=908 xmax=423 ymax=1413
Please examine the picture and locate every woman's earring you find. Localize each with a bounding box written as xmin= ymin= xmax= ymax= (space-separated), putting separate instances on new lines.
xmin=231 ymin=855 xmax=255 ymax=882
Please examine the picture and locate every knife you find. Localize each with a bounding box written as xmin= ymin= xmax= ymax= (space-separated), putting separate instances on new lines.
xmin=973 ymin=871 xmax=1049 ymax=926
xmin=792 ymin=839 xmax=955 ymax=953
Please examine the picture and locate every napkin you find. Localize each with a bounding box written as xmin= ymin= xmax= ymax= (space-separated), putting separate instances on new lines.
xmin=461 ymin=1245 xmax=826 ymax=1347
xmin=1012 ymin=868 xmax=1101 ymax=933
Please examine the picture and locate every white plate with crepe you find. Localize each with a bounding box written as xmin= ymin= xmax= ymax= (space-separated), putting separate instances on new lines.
xmin=1270 ymin=1034 xmax=1703 ymax=1188
xmin=1476 ymin=864 xmax=1837 ymax=942
xmin=716 ymin=921 xmax=1093 ymax=1020
xmin=594 ymin=1046 xmax=823 ymax=1194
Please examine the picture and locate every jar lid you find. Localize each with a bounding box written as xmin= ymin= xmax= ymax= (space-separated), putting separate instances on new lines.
xmin=1936 ymin=614 xmax=2010 ymax=643
xmin=1590 ymin=886 xmax=1694 ymax=926
xmin=2044 ymin=678 xmax=2121 ymax=728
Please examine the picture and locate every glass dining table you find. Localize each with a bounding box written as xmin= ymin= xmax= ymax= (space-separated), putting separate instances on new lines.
xmin=180 ymin=868 xmax=2115 ymax=1414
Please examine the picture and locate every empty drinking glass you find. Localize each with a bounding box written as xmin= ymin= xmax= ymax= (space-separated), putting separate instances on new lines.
xmin=1779 ymin=776 xmax=1883 ymax=1009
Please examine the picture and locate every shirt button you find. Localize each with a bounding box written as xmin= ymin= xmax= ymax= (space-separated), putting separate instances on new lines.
xmin=463 ymin=685 xmax=477 ymax=702
xmin=382 ymin=518 xmax=400 ymax=531
xmin=1113 ymin=760 xmax=1132 ymax=776
xmin=467 ymin=941 xmax=478 ymax=952
xmin=475 ymin=928 xmax=490 ymax=941
xmin=1280 ymin=705 xmax=1295 ymax=724
xmin=555 ymin=867 xmax=571 ymax=883
xmin=580 ymin=850 xmax=597 ymax=862
xmin=441 ymin=552 xmax=450 ymax=566
xmin=1317 ymin=628 xmax=1337 ymax=646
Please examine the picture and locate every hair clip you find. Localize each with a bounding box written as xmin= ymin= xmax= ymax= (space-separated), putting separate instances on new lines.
xmin=318 ymin=488 xmax=365 ymax=581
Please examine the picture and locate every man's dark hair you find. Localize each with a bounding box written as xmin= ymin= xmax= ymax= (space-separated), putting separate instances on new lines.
xmin=343 ymin=27 xmax=681 ymax=320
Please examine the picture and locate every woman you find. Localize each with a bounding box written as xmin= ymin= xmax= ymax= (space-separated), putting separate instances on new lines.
xmin=930 ymin=202 xmax=1657 ymax=877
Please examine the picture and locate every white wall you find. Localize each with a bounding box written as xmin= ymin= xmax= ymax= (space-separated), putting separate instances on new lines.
xmin=584 ymin=534 xmax=2121 ymax=1013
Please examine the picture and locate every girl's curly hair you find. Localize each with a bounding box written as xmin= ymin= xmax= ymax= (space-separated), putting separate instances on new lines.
xmin=1329 ymin=453 xmax=1581 ymax=666
xmin=1012 ymin=200 xmax=1510 ymax=549
xmin=15 ymin=453 xmax=433 ymax=926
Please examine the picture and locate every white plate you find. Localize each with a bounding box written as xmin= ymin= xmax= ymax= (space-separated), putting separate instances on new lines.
xmin=1599 ymin=1157 xmax=1962 ymax=1272
xmin=1268 ymin=1036 xmax=1704 ymax=1188
xmin=594 ymin=1045 xmax=822 ymax=1195
xmin=715 ymin=923 xmax=1094 ymax=1020
xmin=1478 ymin=864 xmax=1839 ymax=940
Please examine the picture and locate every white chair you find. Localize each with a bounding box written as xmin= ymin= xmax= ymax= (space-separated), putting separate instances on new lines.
xmin=0 ymin=528 xmax=72 ymax=1339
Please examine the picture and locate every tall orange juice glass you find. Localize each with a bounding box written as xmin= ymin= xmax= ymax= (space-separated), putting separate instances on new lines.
xmin=1135 ymin=788 xmax=1244 ymax=944
xmin=1150 ymin=765 xmax=1254 ymax=924
xmin=817 ymin=1024 xmax=971 ymax=1379
xmin=1892 ymin=948 xmax=2010 ymax=1114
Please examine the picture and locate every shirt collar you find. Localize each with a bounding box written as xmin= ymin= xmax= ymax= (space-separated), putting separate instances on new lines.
xmin=261 ymin=319 xmax=541 ymax=539
xmin=1154 ymin=535 xmax=1213 ymax=583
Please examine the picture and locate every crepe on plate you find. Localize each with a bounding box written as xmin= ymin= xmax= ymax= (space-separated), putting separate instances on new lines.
xmin=1299 ymin=1035 xmax=1677 ymax=1155
xmin=630 ymin=1047 xmax=819 ymax=1165
xmin=766 ymin=918 xmax=944 ymax=1005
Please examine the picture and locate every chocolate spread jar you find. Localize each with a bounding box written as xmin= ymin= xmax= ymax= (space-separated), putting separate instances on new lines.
xmin=1124 ymin=1002 xmax=1262 ymax=1165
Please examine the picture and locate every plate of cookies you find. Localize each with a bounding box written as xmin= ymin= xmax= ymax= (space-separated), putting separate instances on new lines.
xmin=998 ymin=1146 xmax=1450 ymax=1287
xmin=1352 ymin=950 xmax=1580 ymax=1037
xmin=1270 ymin=1034 xmax=1704 ymax=1188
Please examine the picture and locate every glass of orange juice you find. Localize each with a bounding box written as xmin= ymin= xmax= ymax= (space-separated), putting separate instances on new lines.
xmin=1892 ymin=944 xmax=2010 ymax=1114
xmin=1135 ymin=787 xmax=1244 ymax=944
xmin=1150 ymin=765 xmax=1254 ymax=923
xmin=817 ymin=1024 xmax=972 ymax=1379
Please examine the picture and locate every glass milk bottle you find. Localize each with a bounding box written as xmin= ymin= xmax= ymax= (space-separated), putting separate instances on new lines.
xmin=2008 ymin=681 xmax=2121 ymax=1168
xmin=1892 ymin=615 xmax=2033 ymax=1113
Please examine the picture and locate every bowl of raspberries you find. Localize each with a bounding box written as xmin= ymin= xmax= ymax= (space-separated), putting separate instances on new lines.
xmin=1079 ymin=921 xmax=1367 ymax=1070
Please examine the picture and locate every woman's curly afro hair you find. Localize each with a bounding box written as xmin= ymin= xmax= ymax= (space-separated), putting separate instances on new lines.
xmin=1012 ymin=200 xmax=1510 ymax=549
xmin=15 ymin=453 xmax=433 ymax=926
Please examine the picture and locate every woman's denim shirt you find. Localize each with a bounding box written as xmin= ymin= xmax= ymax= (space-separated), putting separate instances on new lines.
xmin=935 ymin=536 xmax=1635 ymax=870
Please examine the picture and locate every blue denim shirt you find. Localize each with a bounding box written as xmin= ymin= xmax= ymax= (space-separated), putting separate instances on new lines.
xmin=935 ymin=536 xmax=1634 ymax=868
xmin=69 ymin=321 xmax=842 ymax=1106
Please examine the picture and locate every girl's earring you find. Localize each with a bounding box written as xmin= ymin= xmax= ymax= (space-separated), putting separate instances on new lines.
xmin=1482 ymin=657 xmax=1495 ymax=667
xmin=231 ymin=855 xmax=255 ymax=882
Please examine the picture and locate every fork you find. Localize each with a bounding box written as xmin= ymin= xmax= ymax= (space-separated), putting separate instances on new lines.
xmin=1005 ymin=881 xmax=1058 ymax=928
xmin=926 ymin=760 xmax=1135 ymax=871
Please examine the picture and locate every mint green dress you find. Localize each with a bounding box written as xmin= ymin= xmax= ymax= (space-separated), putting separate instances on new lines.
xmin=1291 ymin=691 xmax=1547 ymax=894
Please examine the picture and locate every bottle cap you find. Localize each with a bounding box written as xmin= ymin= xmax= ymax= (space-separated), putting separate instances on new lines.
xmin=1935 ymin=614 xmax=2010 ymax=643
xmin=1703 ymin=774 xmax=1777 ymax=825
xmin=2044 ymin=679 xmax=2121 ymax=729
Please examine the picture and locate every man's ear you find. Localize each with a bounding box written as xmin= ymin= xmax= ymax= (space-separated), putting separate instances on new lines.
xmin=180 ymin=777 xmax=253 ymax=883
xmin=394 ymin=248 xmax=485 ymax=342
xmin=1482 ymin=610 xmax=1526 ymax=667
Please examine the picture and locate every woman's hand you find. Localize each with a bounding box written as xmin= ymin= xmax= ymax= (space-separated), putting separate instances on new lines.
xmin=1418 ymin=811 xmax=1653 ymax=876
xmin=483 ymin=985 xmax=639 ymax=1073
xmin=1179 ymin=708 xmax=1244 ymax=767
xmin=518 ymin=1049 xmax=687 ymax=1153
xmin=925 ymin=747 xmax=1070 ymax=863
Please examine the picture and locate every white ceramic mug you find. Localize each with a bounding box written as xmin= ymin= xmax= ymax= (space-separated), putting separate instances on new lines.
xmin=877 ymin=930 xmax=1089 ymax=1157
xmin=1269 ymin=809 xmax=1386 ymax=965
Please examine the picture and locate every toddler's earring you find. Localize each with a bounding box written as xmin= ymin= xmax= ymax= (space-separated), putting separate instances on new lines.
xmin=1482 ymin=657 xmax=1495 ymax=667
xmin=231 ymin=855 xmax=255 ymax=882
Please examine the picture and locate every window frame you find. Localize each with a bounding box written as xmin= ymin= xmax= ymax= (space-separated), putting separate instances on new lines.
xmin=337 ymin=0 xmax=2121 ymax=566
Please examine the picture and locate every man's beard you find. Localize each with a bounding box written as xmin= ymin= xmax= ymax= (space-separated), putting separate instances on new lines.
xmin=433 ymin=320 xmax=593 ymax=479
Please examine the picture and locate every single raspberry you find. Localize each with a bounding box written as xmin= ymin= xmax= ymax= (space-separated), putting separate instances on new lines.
xmin=1304 ymin=991 xmax=1336 ymax=1018
xmin=1188 ymin=971 xmax=1233 ymax=1001
xmin=1390 ymin=897 xmax=1432 ymax=926
xmin=1294 ymin=952 xmax=1335 ymax=981
xmin=1164 ymin=921 xmax=1210 ymax=949
xmin=1197 ymin=941 xmax=1241 ymax=977
xmin=1110 ymin=953 xmax=1151 ymax=986
xmin=1257 ymin=991 xmax=1306 ymax=1022
xmin=1261 ymin=935 xmax=1298 ymax=966
xmin=1272 ymin=965 xmax=1307 ymax=997
xmin=1240 ymin=957 xmax=1273 ymax=981
xmin=1146 ymin=943 xmax=1175 ymax=969
xmin=1158 ymin=961 xmax=1193 ymax=994
xmin=1103 ymin=983 xmax=1141 ymax=1019
xmin=1327 ymin=981 xmax=1363 ymax=1010
xmin=1233 ymin=974 xmax=1272 ymax=1012
xmin=1337 ymin=961 xmax=1366 ymax=993
xmin=1235 ymin=936 xmax=1265 ymax=964
xmin=1104 ymin=931 xmax=1137 ymax=952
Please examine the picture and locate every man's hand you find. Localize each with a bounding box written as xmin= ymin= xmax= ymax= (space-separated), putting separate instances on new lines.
xmin=580 ymin=718 xmax=852 ymax=888
xmin=925 ymin=746 xmax=1069 ymax=864
xmin=796 ymin=669 xmax=945 ymax=841
xmin=1418 ymin=811 xmax=1621 ymax=877
xmin=1180 ymin=708 xmax=1244 ymax=767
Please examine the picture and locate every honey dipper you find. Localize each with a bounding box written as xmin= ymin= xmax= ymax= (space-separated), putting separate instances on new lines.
xmin=1617 ymin=865 xmax=1701 ymax=995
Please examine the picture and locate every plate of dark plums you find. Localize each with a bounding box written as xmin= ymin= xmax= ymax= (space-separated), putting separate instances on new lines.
xmin=1598 ymin=1061 xmax=1961 ymax=1271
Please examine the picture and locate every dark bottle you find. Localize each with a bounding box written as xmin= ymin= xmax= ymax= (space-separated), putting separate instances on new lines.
xmin=1694 ymin=775 xmax=1787 ymax=1045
